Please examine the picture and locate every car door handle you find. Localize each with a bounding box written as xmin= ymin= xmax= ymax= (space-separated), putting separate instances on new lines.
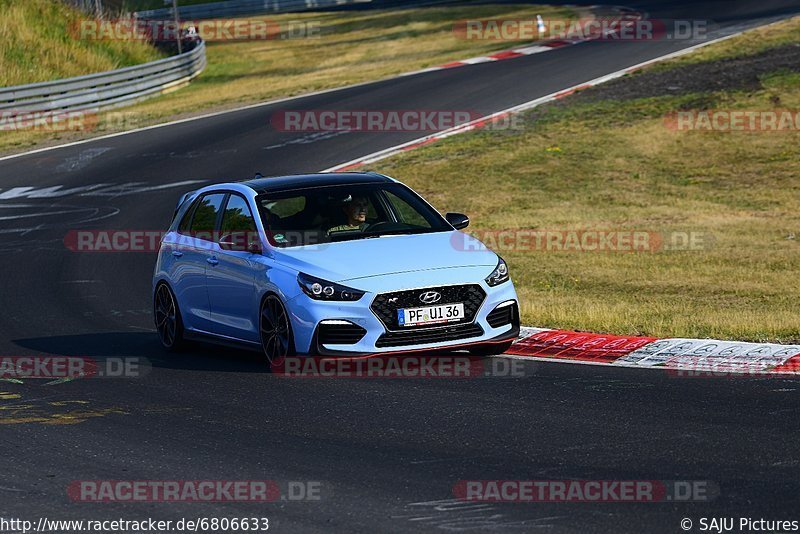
xmin=207 ymin=256 xmax=219 ymax=266
xmin=172 ymin=250 xmax=183 ymax=258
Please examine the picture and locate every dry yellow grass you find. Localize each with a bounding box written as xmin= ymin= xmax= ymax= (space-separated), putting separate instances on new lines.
xmin=657 ymin=16 xmax=800 ymax=66
xmin=135 ymin=4 xmax=572 ymax=110
xmin=368 ymin=18 xmax=800 ymax=343
xmin=0 ymin=0 xmax=162 ymax=85
xmin=0 ymin=3 xmax=574 ymax=153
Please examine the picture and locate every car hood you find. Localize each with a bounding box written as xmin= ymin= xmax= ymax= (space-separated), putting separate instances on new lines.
xmin=271 ymin=230 xmax=497 ymax=283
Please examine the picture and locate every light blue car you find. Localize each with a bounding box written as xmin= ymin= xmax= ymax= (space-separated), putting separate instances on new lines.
xmin=152 ymin=172 xmax=519 ymax=365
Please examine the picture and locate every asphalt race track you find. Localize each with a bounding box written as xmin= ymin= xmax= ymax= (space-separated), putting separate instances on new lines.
xmin=1 ymin=1 xmax=799 ymax=532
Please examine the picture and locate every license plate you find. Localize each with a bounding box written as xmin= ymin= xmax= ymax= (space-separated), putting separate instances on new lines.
xmin=397 ymin=303 xmax=465 ymax=327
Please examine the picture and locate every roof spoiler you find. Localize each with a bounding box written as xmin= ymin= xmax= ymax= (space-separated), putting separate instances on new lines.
xmin=173 ymin=190 xmax=196 ymax=219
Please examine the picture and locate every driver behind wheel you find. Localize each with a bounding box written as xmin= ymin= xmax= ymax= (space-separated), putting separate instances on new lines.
xmin=328 ymin=195 xmax=370 ymax=234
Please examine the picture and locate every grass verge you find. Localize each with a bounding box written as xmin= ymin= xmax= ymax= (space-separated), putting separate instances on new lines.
xmin=367 ymin=17 xmax=800 ymax=343
xmin=0 ymin=3 xmax=574 ymax=154
xmin=0 ymin=0 xmax=163 ymax=86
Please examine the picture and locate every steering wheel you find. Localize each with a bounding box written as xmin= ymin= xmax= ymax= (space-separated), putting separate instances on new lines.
xmin=363 ymin=221 xmax=396 ymax=232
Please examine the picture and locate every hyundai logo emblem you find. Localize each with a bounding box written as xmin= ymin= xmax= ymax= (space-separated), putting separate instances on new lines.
xmin=419 ymin=291 xmax=442 ymax=304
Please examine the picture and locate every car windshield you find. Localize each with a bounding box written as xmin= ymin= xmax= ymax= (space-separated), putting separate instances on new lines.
xmin=258 ymin=183 xmax=451 ymax=247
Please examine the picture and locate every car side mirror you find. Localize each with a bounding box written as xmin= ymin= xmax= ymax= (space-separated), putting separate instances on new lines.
xmin=445 ymin=212 xmax=469 ymax=230
xmin=247 ymin=241 xmax=263 ymax=255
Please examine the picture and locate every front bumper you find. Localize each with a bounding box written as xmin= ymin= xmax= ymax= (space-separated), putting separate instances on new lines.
xmin=286 ymin=277 xmax=519 ymax=356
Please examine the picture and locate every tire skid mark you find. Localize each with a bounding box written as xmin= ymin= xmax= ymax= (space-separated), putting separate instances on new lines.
xmin=55 ymin=147 xmax=112 ymax=173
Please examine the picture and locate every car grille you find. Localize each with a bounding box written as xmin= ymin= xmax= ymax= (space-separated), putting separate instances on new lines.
xmin=375 ymin=323 xmax=484 ymax=348
xmin=317 ymin=322 xmax=367 ymax=345
xmin=371 ymin=284 xmax=486 ymax=331
xmin=487 ymin=302 xmax=518 ymax=328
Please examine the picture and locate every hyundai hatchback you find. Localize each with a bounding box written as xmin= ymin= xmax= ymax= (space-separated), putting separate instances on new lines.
xmin=153 ymin=172 xmax=519 ymax=365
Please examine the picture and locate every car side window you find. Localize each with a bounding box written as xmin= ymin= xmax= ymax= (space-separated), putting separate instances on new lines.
xmin=189 ymin=193 xmax=226 ymax=241
xmin=220 ymin=195 xmax=258 ymax=249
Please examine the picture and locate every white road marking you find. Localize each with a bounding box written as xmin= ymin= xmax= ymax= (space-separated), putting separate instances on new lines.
xmin=322 ymin=28 xmax=771 ymax=173
xmin=80 ymin=180 xmax=205 ymax=197
xmin=0 ymin=180 xmax=204 ymax=201
xmin=0 ymin=184 xmax=111 ymax=200
xmin=55 ymin=147 xmax=112 ymax=173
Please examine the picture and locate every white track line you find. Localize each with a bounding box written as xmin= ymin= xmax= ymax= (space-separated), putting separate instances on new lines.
xmin=0 ymin=6 xmax=610 ymax=163
xmin=0 ymin=77 xmax=403 ymax=163
xmin=321 ymin=25 xmax=780 ymax=172
xmin=2 ymin=14 xmax=790 ymax=166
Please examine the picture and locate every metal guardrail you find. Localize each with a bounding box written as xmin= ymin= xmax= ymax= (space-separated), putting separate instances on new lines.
xmin=0 ymin=41 xmax=206 ymax=116
xmin=135 ymin=0 xmax=371 ymax=21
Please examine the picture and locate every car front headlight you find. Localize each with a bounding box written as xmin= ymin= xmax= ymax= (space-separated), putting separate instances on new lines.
xmin=297 ymin=272 xmax=365 ymax=301
xmin=485 ymin=257 xmax=510 ymax=287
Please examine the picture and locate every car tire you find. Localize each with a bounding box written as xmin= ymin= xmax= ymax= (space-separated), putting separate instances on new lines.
xmin=154 ymin=282 xmax=186 ymax=351
xmin=469 ymin=340 xmax=513 ymax=356
xmin=260 ymin=294 xmax=294 ymax=367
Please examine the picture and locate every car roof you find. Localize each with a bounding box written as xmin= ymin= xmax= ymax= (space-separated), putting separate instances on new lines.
xmin=240 ymin=172 xmax=394 ymax=194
